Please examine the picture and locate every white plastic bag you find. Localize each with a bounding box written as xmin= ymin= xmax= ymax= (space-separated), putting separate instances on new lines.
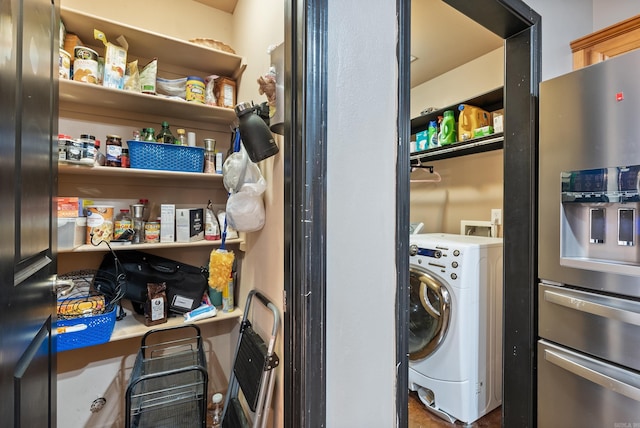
xmin=223 ymin=146 xmax=267 ymax=232
xmin=226 ymin=186 xmax=266 ymax=232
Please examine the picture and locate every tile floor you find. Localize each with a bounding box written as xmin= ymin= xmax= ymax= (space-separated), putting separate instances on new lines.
xmin=408 ymin=391 xmax=501 ymax=427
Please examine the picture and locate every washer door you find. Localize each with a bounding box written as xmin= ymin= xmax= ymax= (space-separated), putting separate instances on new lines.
xmin=409 ymin=266 xmax=451 ymax=361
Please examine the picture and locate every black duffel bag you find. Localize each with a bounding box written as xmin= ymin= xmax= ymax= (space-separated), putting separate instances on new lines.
xmin=95 ymin=250 xmax=208 ymax=315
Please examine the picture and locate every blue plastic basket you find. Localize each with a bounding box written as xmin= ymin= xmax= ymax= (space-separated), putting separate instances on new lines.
xmin=128 ymin=140 xmax=205 ymax=173
xmin=57 ymin=306 xmax=117 ymax=352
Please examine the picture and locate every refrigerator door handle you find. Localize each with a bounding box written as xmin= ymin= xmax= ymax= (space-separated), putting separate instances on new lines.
xmin=544 ymin=289 xmax=640 ymax=327
xmin=544 ymin=348 xmax=640 ymax=402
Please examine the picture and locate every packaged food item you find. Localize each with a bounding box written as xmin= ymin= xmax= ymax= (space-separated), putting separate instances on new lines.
xmin=205 ymin=200 xmax=221 ymax=240
xmin=105 ymin=134 xmax=122 ymax=167
xmin=205 ymin=75 xmax=218 ymax=106
xmin=114 ymin=209 xmax=132 ymax=240
xmin=59 ymin=48 xmax=71 ymax=79
xmin=144 ymin=220 xmax=160 ymax=243
xmin=94 ymin=29 xmax=128 ymax=90
xmin=86 ymin=205 xmax=114 ymax=244
xmin=144 ymin=282 xmax=168 ymax=326
xmin=72 ymin=46 xmax=99 ymax=84
xmin=214 ymin=77 xmax=236 ymax=108
xmin=157 ymin=77 xmax=187 ymax=98
xmin=186 ymin=76 xmax=205 ymax=103
xmin=140 ymin=58 xmax=158 ymax=94
xmin=123 ymin=60 xmax=140 ymax=92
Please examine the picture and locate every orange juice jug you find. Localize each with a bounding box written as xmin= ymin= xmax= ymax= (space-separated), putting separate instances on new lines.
xmin=457 ymin=104 xmax=490 ymax=141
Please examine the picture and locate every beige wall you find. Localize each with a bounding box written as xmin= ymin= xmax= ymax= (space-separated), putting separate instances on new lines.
xmin=410 ymin=47 xmax=504 ymax=236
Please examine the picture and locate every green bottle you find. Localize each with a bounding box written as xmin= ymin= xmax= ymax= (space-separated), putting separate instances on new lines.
xmin=438 ymin=110 xmax=456 ymax=145
xmin=156 ymin=121 xmax=176 ymax=144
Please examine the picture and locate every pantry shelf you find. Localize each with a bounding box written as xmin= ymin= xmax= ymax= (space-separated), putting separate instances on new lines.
xmin=60 ymin=237 xmax=244 ymax=254
xmin=61 ymin=7 xmax=245 ymax=79
xmin=108 ymin=305 xmax=243 ymax=344
xmin=59 ymin=79 xmax=238 ymax=124
xmin=410 ymin=133 xmax=504 ymax=162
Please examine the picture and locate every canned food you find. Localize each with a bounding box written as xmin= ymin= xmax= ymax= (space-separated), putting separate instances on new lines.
xmin=73 ymin=46 xmax=99 ymax=84
xmin=144 ymin=221 xmax=160 ymax=243
xmin=186 ymin=76 xmax=205 ymax=103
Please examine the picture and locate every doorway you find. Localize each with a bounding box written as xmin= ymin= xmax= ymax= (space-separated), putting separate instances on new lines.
xmin=283 ymin=0 xmax=541 ymax=427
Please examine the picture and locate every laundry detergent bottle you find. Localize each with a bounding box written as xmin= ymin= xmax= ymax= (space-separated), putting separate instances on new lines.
xmin=427 ymin=120 xmax=438 ymax=149
xmin=438 ymin=110 xmax=456 ymax=145
xmin=457 ymin=104 xmax=490 ymax=141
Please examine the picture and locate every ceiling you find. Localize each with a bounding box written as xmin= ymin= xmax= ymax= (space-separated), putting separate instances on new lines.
xmin=194 ymin=0 xmax=503 ymax=88
xmin=410 ymin=0 xmax=503 ymax=88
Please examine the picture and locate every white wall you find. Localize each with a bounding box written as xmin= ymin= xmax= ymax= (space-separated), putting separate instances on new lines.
xmin=526 ymin=0 xmax=640 ymax=81
xmin=410 ymin=47 xmax=504 ymax=119
xmin=327 ymin=0 xmax=398 ymax=426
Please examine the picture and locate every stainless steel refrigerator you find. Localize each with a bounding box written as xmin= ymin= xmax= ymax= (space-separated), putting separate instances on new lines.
xmin=538 ymin=50 xmax=640 ymax=426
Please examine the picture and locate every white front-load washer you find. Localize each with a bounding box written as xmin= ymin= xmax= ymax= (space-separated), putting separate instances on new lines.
xmin=408 ymin=233 xmax=503 ymax=424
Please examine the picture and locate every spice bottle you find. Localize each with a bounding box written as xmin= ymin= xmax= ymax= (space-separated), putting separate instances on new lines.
xmin=121 ymin=147 xmax=130 ymax=168
xmin=177 ymin=128 xmax=187 ymax=146
xmin=204 ymin=138 xmax=216 ymax=173
xmin=105 ymin=134 xmax=123 ymax=167
xmin=156 ymin=121 xmax=175 ymax=144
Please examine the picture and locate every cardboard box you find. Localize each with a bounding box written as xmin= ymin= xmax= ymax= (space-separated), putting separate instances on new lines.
xmin=176 ymin=208 xmax=204 ymax=242
xmin=473 ymin=125 xmax=494 ymax=138
xmin=492 ymin=109 xmax=504 ymax=133
xmin=94 ymin=29 xmax=128 ymax=90
xmin=160 ymin=204 xmax=175 ymax=243
xmin=57 ymin=197 xmax=80 ymax=218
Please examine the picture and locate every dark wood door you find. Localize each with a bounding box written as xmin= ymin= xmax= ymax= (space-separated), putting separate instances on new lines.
xmin=0 ymin=0 xmax=58 ymax=426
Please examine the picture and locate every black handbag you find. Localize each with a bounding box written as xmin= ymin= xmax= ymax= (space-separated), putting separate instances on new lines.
xmin=95 ymin=250 xmax=208 ymax=315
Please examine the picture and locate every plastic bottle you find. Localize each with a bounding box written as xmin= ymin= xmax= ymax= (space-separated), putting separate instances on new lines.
xmin=204 ymin=139 xmax=217 ymax=173
xmin=211 ymin=392 xmax=223 ymax=427
xmin=177 ymin=128 xmax=187 ymax=146
xmin=94 ymin=139 xmax=106 ymax=166
xmin=142 ymin=128 xmax=156 ymax=142
xmin=156 ymin=121 xmax=175 ymax=144
xmin=205 ymin=200 xmax=220 ymax=240
xmin=438 ymin=110 xmax=456 ymax=145
xmin=427 ymin=120 xmax=438 ymax=149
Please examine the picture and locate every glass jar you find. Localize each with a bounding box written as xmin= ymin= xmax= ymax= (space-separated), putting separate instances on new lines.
xmin=105 ymin=134 xmax=122 ymax=167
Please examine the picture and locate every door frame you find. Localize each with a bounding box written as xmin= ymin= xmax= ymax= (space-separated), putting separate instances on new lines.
xmin=284 ymin=0 xmax=541 ymax=426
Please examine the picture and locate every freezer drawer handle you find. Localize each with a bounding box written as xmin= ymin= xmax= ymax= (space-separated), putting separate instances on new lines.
xmin=544 ymin=289 xmax=640 ymax=327
xmin=544 ymin=349 xmax=640 ymax=402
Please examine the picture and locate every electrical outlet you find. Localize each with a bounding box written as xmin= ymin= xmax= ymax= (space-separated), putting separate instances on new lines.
xmin=491 ymin=209 xmax=502 ymax=225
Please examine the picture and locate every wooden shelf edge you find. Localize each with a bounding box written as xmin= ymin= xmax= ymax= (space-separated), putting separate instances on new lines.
xmin=108 ymin=306 xmax=243 ymax=343
xmin=58 ymin=162 xmax=225 ymax=181
xmin=59 ymin=237 xmax=244 ymax=254
xmin=410 ymin=133 xmax=504 ymax=162
xmin=59 ymin=79 xmax=238 ymax=124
